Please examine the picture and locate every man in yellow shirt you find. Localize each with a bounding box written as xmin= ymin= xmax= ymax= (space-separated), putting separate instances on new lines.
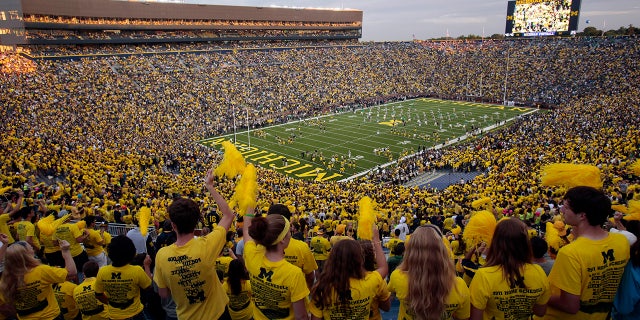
xmin=545 ymin=186 xmax=630 ymax=320
xmin=154 ymin=170 xmax=236 ymax=320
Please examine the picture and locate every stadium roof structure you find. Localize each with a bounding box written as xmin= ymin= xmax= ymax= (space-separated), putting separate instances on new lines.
xmin=1 ymin=0 xmax=362 ymax=46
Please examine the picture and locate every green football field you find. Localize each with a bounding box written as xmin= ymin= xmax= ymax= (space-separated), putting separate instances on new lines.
xmin=199 ymin=98 xmax=537 ymax=182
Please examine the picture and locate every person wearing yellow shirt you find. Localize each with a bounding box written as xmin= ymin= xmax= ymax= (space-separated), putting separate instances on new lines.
xmin=73 ymin=261 xmax=109 ymax=320
xmin=154 ymin=170 xmax=236 ymax=320
xmin=83 ymin=216 xmax=107 ymax=267
xmin=385 ymin=229 xmax=405 ymax=257
xmin=469 ymin=219 xmax=550 ymax=320
xmin=54 ymin=219 xmax=90 ymax=282
xmin=0 ymin=190 xmax=23 ymax=245
xmin=268 ymin=204 xmax=319 ymax=289
xmin=310 ymin=234 xmax=390 ymax=320
xmin=0 ymin=237 xmax=77 ymax=320
xmin=53 ymin=280 xmax=79 ymax=320
xmin=310 ymin=228 xmax=331 ymax=274
xmin=223 ymin=259 xmax=254 ymax=320
xmin=94 ymin=236 xmax=152 ymax=320
xmin=388 ymin=225 xmax=470 ymax=320
xmin=545 ymin=187 xmax=630 ymax=320
xmin=15 ymin=206 xmax=41 ymax=254
xmin=243 ymin=208 xmax=309 ymax=320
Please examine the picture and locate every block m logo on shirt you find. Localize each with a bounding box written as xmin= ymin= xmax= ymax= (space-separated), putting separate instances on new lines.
xmin=601 ymin=249 xmax=615 ymax=264
xmin=111 ymin=272 xmax=122 ymax=280
xmin=258 ymin=268 xmax=274 ymax=282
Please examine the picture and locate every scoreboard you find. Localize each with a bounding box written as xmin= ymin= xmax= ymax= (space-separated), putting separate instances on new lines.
xmin=505 ymin=0 xmax=581 ymax=37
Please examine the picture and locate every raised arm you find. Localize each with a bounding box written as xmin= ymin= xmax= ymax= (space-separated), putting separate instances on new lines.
xmin=372 ymin=226 xmax=388 ymax=278
xmin=59 ymin=240 xmax=78 ymax=281
xmin=243 ymin=206 xmax=255 ymax=243
xmin=204 ymin=169 xmax=235 ymax=231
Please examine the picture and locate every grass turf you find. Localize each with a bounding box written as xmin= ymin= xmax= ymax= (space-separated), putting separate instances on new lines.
xmin=199 ymin=98 xmax=536 ymax=182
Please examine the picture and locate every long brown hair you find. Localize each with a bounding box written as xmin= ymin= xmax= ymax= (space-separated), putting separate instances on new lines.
xmin=484 ymin=218 xmax=532 ymax=288
xmin=311 ymin=240 xmax=365 ymax=310
xmin=0 ymin=242 xmax=41 ymax=304
xmin=398 ymin=226 xmax=455 ymax=320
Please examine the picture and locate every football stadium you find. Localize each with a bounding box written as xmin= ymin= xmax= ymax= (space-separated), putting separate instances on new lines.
xmin=1 ymin=0 xmax=639 ymax=319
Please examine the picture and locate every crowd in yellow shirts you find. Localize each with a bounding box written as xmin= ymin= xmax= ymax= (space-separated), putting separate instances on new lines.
xmin=0 ymin=35 xmax=639 ymax=319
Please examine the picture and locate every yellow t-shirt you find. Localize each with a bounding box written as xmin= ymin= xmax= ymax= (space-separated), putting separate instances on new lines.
xmin=73 ymin=277 xmax=109 ymax=320
xmin=53 ymin=281 xmax=79 ymax=320
xmin=0 ymin=213 xmax=15 ymax=244
xmin=15 ymin=264 xmax=68 ymax=320
xmin=154 ymin=225 xmax=228 ymax=320
xmin=244 ymin=241 xmax=310 ymax=320
xmin=16 ymin=220 xmax=41 ymax=249
xmin=53 ymin=223 xmax=84 ymax=257
xmin=388 ymin=270 xmax=470 ymax=320
xmin=216 ymin=255 xmax=234 ymax=279
xmin=39 ymin=231 xmax=60 ymax=254
xmin=284 ymin=238 xmax=318 ymax=275
xmin=94 ymin=264 xmax=151 ymax=320
xmin=469 ymin=264 xmax=550 ymax=320
xmin=544 ymin=233 xmax=630 ymax=320
xmin=83 ymin=229 xmax=104 ymax=257
xmin=101 ymin=231 xmax=112 ymax=254
xmin=310 ymin=270 xmax=391 ymax=320
xmin=223 ymin=279 xmax=254 ymax=320
xmin=310 ymin=236 xmax=331 ymax=261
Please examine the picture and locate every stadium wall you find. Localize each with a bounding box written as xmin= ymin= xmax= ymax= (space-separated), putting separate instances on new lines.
xmin=21 ymin=0 xmax=362 ymax=24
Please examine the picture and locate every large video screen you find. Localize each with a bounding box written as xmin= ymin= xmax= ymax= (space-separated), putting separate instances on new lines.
xmin=505 ymin=0 xmax=581 ymax=37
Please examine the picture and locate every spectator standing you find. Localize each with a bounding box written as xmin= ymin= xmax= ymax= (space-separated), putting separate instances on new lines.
xmin=94 ymin=235 xmax=152 ymax=320
xmin=310 ymin=234 xmax=390 ymax=320
xmin=545 ymin=186 xmax=630 ymax=320
xmin=154 ymin=169 xmax=236 ymax=320
xmin=469 ymin=218 xmax=550 ymax=320
xmin=0 ymin=238 xmax=76 ymax=320
xmin=243 ymin=210 xmax=309 ymax=320
xmin=388 ymin=225 xmax=470 ymax=320
xmin=73 ymin=261 xmax=110 ymax=320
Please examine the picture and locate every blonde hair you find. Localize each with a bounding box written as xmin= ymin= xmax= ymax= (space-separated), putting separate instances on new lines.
xmin=0 ymin=242 xmax=41 ymax=304
xmin=398 ymin=226 xmax=456 ymax=320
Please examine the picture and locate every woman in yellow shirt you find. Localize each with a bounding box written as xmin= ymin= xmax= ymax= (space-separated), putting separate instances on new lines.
xmin=388 ymin=225 xmax=470 ymax=320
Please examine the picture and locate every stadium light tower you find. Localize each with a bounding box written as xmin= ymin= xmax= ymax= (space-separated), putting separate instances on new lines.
xmin=503 ymin=45 xmax=510 ymax=105
xmin=232 ymin=104 xmax=237 ymax=143
xmin=246 ymin=107 xmax=251 ymax=149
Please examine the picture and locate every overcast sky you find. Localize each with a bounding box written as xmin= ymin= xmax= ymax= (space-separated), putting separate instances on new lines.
xmin=184 ymin=0 xmax=639 ymax=41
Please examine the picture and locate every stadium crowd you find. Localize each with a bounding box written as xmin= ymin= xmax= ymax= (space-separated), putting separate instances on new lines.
xmin=0 ymin=35 xmax=640 ymax=319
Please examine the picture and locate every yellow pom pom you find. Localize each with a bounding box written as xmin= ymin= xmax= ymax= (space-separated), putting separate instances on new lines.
xmin=357 ymin=197 xmax=376 ymax=240
xmin=462 ymin=210 xmax=497 ymax=248
xmin=623 ymin=200 xmax=640 ymax=221
xmin=540 ymin=163 xmax=602 ymax=189
xmin=612 ymin=204 xmax=629 ymax=215
xmin=214 ymin=141 xmax=246 ymax=179
xmin=139 ymin=207 xmax=151 ymax=236
xmin=37 ymin=215 xmax=56 ymax=236
xmin=232 ymin=164 xmax=258 ymax=215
